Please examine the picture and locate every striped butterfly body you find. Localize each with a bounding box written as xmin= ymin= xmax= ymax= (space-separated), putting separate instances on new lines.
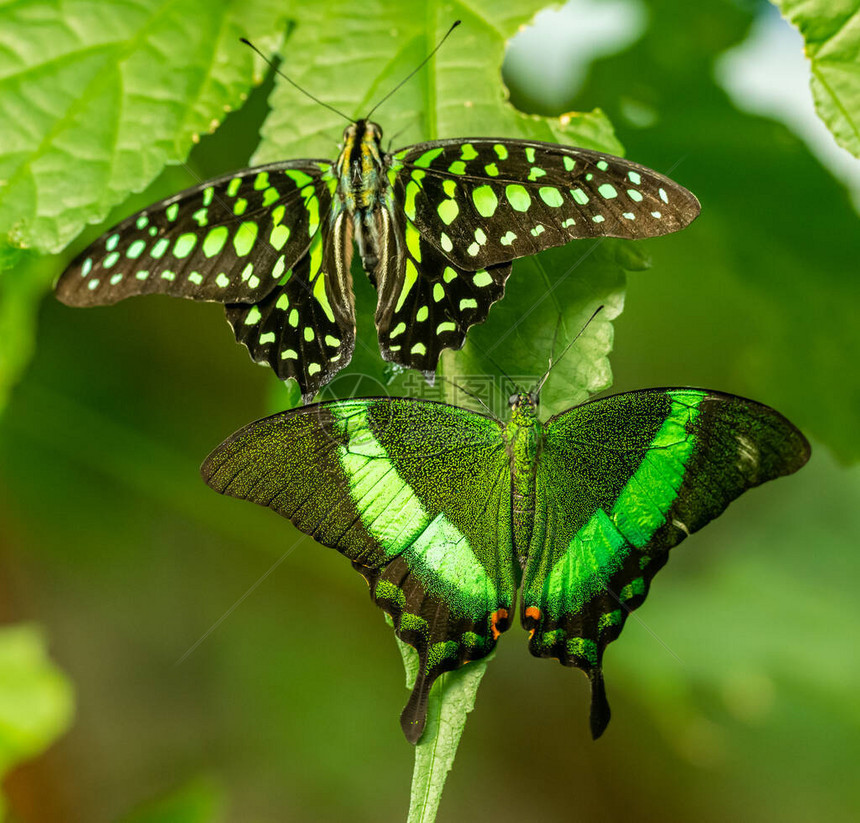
xmin=57 ymin=120 xmax=700 ymax=400
xmin=202 ymin=386 xmax=809 ymax=743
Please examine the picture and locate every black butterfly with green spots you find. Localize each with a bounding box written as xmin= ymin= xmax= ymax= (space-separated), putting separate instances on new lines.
xmin=56 ymin=121 xmax=700 ymax=400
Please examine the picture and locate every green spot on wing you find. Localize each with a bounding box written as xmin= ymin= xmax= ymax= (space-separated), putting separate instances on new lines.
xmin=203 ymin=226 xmax=228 ymax=257
xmin=150 ymin=238 xmax=169 ymax=259
xmin=234 ymin=222 xmax=258 ymax=257
xmin=505 ymin=184 xmax=531 ymax=212
xmin=437 ymin=199 xmax=459 ymax=225
xmin=471 ymin=185 xmax=498 ymax=217
xmin=173 ymin=233 xmax=196 ymax=258
xmin=413 ymin=147 xmax=444 ymax=168
xmin=539 ymin=187 xmax=564 ymax=207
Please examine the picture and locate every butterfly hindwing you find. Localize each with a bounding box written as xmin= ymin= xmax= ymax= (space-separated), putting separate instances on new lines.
xmin=201 ymin=398 xmax=518 ymax=742
xmin=393 ymin=138 xmax=700 ymax=270
xmin=227 ymin=211 xmax=356 ymax=402
xmin=521 ymin=389 xmax=810 ymax=737
xmin=56 ymin=160 xmax=333 ymax=307
xmin=374 ymin=209 xmax=510 ymax=374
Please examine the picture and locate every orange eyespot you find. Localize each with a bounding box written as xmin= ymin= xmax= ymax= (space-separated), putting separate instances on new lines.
xmin=525 ymin=606 xmax=541 ymax=622
xmin=490 ymin=608 xmax=509 ymax=639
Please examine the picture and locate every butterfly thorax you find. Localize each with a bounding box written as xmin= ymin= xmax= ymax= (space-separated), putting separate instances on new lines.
xmin=505 ymin=394 xmax=543 ymax=564
xmin=335 ymin=120 xmax=387 ymax=208
xmin=334 ymin=119 xmax=391 ymax=273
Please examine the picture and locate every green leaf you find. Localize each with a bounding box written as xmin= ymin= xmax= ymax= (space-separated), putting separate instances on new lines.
xmin=445 ymin=240 xmax=649 ymax=417
xmin=0 ymin=0 xmax=289 ymax=255
xmin=770 ymin=0 xmax=860 ymax=157
xmin=253 ymin=0 xmax=622 ymax=162
xmin=387 ymin=619 xmax=493 ymax=823
xmin=0 ymin=624 xmax=74 ymax=815
xmin=406 ymin=657 xmax=494 ymax=823
xmin=0 ymin=254 xmax=59 ymax=416
xmin=118 ymin=777 xmax=225 ymax=823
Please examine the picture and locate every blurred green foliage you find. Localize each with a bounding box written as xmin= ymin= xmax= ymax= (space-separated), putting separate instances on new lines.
xmin=0 ymin=626 xmax=74 ymax=818
xmin=0 ymin=0 xmax=857 ymax=821
xmin=118 ymin=778 xmax=224 ymax=823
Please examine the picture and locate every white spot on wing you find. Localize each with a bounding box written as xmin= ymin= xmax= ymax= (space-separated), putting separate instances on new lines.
xmin=736 ymin=433 xmax=759 ymax=469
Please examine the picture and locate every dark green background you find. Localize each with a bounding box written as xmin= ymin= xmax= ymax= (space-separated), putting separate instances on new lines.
xmin=1 ymin=0 xmax=858 ymax=820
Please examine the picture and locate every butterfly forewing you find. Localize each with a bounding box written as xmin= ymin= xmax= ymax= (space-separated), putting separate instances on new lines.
xmin=227 ymin=211 xmax=356 ymax=402
xmin=522 ymin=389 xmax=810 ymax=737
xmin=393 ymin=138 xmax=700 ymax=270
xmin=56 ymin=160 xmax=333 ymax=307
xmin=201 ymin=398 xmax=517 ymax=743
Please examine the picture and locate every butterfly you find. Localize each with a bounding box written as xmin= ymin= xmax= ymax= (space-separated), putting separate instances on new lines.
xmin=200 ymin=384 xmax=809 ymax=743
xmin=54 ymin=40 xmax=700 ymax=402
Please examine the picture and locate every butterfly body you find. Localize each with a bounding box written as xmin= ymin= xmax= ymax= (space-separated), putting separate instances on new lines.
xmin=202 ymin=387 xmax=808 ymax=743
xmin=331 ymin=120 xmax=388 ymax=271
xmin=506 ymin=393 xmax=542 ymax=563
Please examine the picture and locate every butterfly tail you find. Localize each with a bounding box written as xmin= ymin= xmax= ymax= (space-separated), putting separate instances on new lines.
xmin=588 ymin=667 xmax=611 ymax=739
xmin=400 ymin=672 xmax=433 ymax=744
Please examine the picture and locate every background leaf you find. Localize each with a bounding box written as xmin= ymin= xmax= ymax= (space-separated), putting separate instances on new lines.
xmin=118 ymin=777 xmax=225 ymax=823
xmin=253 ymin=0 xmax=622 ymax=162
xmin=0 ymin=625 xmax=74 ymax=816
xmin=0 ymin=0 xmax=288 ymax=256
xmin=538 ymin=0 xmax=860 ymax=463
xmin=770 ymin=0 xmax=860 ymax=157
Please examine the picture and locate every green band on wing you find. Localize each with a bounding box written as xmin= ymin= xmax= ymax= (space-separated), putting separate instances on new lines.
xmin=611 ymin=390 xmax=704 ymax=547
xmin=331 ymin=404 xmax=498 ymax=615
xmin=542 ymin=508 xmax=627 ymax=619
xmin=541 ymin=391 xmax=705 ymax=618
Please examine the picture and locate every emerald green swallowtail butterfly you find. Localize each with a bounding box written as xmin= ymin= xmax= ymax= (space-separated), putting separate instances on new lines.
xmin=55 ymin=36 xmax=700 ymax=401
xmin=201 ymin=386 xmax=808 ymax=743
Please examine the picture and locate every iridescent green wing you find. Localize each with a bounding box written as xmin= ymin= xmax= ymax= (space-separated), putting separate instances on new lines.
xmin=56 ymin=161 xmax=333 ymax=306
xmin=226 ymin=209 xmax=355 ymax=402
xmin=371 ymin=205 xmax=511 ymax=374
xmin=522 ymin=389 xmax=809 ymax=738
xmin=201 ymin=398 xmax=516 ymax=743
xmin=391 ymin=138 xmax=701 ymax=271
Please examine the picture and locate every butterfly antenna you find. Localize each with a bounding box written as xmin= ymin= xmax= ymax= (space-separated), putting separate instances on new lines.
xmin=365 ymin=20 xmax=461 ymax=120
xmin=437 ymin=374 xmax=496 ymax=419
xmin=532 ymin=305 xmax=604 ymax=397
xmin=240 ymin=38 xmax=353 ymax=123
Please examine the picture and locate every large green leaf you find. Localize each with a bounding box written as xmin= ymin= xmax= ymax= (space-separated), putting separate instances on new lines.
xmin=771 ymin=0 xmax=860 ymax=157
xmin=0 ymin=625 xmax=74 ymax=816
xmin=0 ymin=0 xmax=288 ymax=256
xmin=444 ymin=240 xmax=648 ymax=418
xmin=253 ymin=0 xmax=621 ymax=163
